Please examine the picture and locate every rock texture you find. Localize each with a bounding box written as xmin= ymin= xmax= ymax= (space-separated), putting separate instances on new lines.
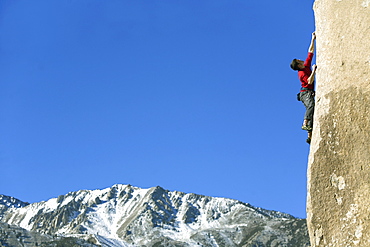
xmin=307 ymin=0 xmax=370 ymax=246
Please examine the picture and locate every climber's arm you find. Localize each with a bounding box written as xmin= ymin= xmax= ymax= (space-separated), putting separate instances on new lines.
xmin=308 ymin=65 xmax=317 ymax=85
xmin=308 ymin=32 xmax=316 ymax=53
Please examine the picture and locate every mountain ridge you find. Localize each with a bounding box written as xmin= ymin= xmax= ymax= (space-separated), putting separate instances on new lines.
xmin=0 ymin=184 xmax=310 ymax=246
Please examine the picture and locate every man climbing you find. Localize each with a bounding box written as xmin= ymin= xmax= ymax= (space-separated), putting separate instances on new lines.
xmin=290 ymin=32 xmax=317 ymax=144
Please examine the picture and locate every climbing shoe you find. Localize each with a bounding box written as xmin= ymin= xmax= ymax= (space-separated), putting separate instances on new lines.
xmin=302 ymin=125 xmax=312 ymax=131
xmin=306 ymin=138 xmax=311 ymax=144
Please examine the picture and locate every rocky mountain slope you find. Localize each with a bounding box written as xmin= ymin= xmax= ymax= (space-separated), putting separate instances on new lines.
xmin=0 ymin=185 xmax=309 ymax=246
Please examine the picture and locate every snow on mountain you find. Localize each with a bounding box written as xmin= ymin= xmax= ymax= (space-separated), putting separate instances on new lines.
xmin=0 ymin=195 xmax=29 ymax=222
xmin=0 ymin=195 xmax=29 ymax=209
xmin=0 ymin=184 xmax=310 ymax=246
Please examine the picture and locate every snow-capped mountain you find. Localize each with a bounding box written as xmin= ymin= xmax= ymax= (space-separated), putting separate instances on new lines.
xmin=0 ymin=184 xmax=310 ymax=246
xmin=0 ymin=195 xmax=29 ymax=223
xmin=0 ymin=195 xmax=29 ymax=209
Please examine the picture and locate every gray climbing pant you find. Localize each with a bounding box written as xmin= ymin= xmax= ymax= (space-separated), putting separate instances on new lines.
xmin=300 ymin=90 xmax=315 ymax=129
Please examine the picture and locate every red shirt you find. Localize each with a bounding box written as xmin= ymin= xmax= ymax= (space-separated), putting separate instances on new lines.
xmin=298 ymin=52 xmax=314 ymax=91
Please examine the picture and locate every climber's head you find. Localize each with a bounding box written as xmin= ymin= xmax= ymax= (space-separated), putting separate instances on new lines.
xmin=290 ymin=59 xmax=305 ymax=71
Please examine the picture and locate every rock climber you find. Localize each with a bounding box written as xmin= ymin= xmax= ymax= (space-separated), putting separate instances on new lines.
xmin=290 ymin=32 xmax=317 ymax=144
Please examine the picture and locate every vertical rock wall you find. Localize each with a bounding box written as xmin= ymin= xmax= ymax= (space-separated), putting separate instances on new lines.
xmin=307 ymin=0 xmax=370 ymax=246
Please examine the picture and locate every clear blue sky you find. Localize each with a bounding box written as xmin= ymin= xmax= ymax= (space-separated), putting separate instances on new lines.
xmin=1 ymin=0 xmax=315 ymax=218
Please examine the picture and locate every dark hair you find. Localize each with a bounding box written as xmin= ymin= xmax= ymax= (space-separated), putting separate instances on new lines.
xmin=290 ymin=59 xmax=300 ymax=71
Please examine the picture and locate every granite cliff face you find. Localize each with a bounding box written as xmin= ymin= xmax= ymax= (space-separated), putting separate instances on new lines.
xmin=307 ymin=0 xmax=370 ymax=246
